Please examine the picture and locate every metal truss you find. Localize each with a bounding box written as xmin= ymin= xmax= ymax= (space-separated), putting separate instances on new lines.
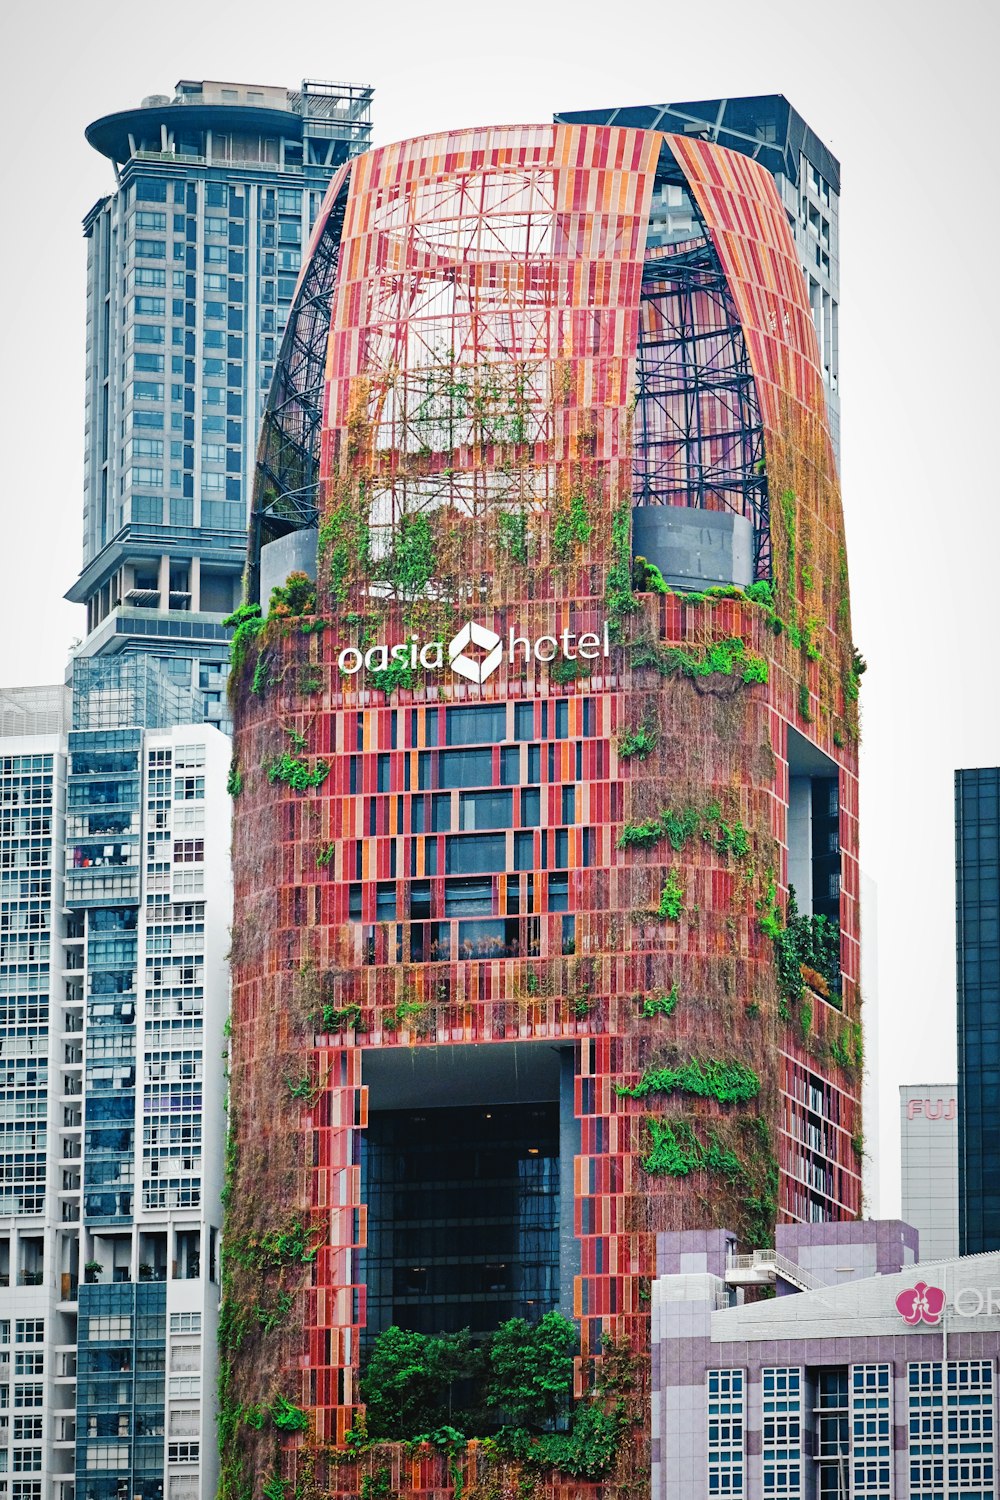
xmin=248 ymin=178 xmax=350 ymax=602
xmin=634 ymin=241 xmax=771 ymax=579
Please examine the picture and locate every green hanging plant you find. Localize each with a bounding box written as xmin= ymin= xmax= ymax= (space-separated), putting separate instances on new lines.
xmin=657 ymin=870 xmax=685 ymax=920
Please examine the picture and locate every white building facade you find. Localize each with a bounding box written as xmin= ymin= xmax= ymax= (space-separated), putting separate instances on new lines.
xmin=901 ymin=1083 xmax=959 ymax=1262
xmin=0 ymin=678 xmax=231 ymax=1500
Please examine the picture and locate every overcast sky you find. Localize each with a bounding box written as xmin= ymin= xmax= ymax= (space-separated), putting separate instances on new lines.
xmin=2 ymin=0 xmax=997 ymax=1216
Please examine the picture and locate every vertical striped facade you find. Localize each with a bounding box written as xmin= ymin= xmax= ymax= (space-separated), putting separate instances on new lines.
xmin=224 ymin=123 xmax=862 ymax=1498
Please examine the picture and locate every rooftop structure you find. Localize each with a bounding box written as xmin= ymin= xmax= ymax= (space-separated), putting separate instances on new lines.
xmin=555 ymin=95 xmax=842 ymax=461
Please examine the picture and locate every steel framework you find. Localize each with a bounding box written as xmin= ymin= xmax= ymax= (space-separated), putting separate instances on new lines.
xmin=248 ymin=177 xmax=350 ymax=603
xmin=634 ymin=241 xmax=770 ymax=578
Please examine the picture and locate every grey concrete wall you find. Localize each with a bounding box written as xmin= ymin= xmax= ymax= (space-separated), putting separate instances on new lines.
xmin=259 ymin=529 xmax=319 ymax=605
xmin=631 ymin=505 xmax=755 ymax=591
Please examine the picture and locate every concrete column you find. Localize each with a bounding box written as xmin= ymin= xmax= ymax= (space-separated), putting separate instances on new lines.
xmin=157 ymin=553 xmax=170 ymax=610
xmin=787 ymin=777 xmax=813 ymax=915
xmin=559 ymin=1048 xmax=580 ymax=1322
xmin=189 ymin=557 xmax=201 ymax=613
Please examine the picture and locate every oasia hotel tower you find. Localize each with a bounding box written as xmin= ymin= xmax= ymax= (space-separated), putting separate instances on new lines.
xmin=222 ymin=122 xmax=864 ymax=1497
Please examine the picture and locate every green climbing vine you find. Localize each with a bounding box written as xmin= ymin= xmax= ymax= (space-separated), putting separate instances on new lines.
xmin=496 ymin=508 xmax=529 ymax=564
xmin=384 ymin=512 xmax=436 ymax=595
xmin=319 ymin=494 xmax=372 ymax=605
xmin=552 ymin=492 xmax=594 ymax=559
xmin=639 ymin=984 xmax=679 ymax=1018
xmin=642 ymin=1116 xmax=779 ymax=1244
xmin=616 ymin=1058 xmax=761 ymax=1104
xmin=628 ymin=635 xmax=768 ymax=684
xmin=657 ymin=870 xmax=685 ymax=920
xmin=223 ymin=601 xmax=265 ymax=675
xmin=319 ymin=1001 xmax=363 ymax=1032
xmin=616 ymin=722 xmax=658 ymax=760
xmin=605 ymin=502 xmax=638 ymax=631
xmin=618 ymin=800 xmax=750 ymax=859
xmin=266 ymin=753 xmax=331 ymax=792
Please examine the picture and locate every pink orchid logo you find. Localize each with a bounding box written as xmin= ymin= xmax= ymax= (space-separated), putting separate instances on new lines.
xmin=896 ymin=1281 xmax=946 ymax=1326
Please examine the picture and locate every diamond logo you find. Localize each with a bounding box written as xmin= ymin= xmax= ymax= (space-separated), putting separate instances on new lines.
xmin=448 ymin=621 xmax=504 ymax=685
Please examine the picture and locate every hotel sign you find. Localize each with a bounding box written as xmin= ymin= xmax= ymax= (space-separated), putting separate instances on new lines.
xmin=335 ymin=621 xmax=612 ymax=683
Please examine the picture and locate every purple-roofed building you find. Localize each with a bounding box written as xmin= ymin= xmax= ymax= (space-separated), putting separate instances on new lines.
xmin=651 ymin=1221 xmax=1000 ymax=1498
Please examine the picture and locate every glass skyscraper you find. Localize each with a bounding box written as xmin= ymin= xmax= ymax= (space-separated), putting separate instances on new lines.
xmin=69 ymin=78 xmax=374 ymax=726
xmin=956 ymin=766 xmax=1000 ymax=1254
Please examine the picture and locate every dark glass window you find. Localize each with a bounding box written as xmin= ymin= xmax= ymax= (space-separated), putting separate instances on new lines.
xmin=444 ymin=878 xmax=493 ymax=917
xmin=500 ymin=746 xmax=520 ymax=785
xmin=361 ymin=1102 xmax=560 ymax=1342
xmin=514 ymin=703 xmax=534 ymax=739
xmin=459 ymin=791 xmax=512 ymax=830
xmin=446 ymin=834 xmax=505 ymax=875
xmin=506 ymin=875 xmax=520 ymax=915
xmin=555 ymin=700 xmax=569 ymax=739
xmin=439 ymin=749 xmax=492 ymax=788
xmin=410 ymin=882 xmax=432 ymax=920
xmin=446 ymin=706 xmax=505 ymax=746
xmin=561 ymin=786 xmax=576 ymax=824
xmin=514 ymin=832 xmax=534 ymax=870
xmin=521 ymin=788 xmax=540 ymax=826
xmin=527 ymin=745 xmax=541 ymax=783
xmin=432 ymin=793 xmax=452 ymax=832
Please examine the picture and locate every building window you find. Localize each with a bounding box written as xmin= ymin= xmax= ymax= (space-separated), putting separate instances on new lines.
xmin=762 ymin=1367 xmax=801 ymax=1497
xmin=907 ymin=1361 xmax=993 ymax=1500
xmin=707 ymin=1368 xmax=744 ymax=1496
xmin=851 ymin=1363 xmax=891 ymax=1496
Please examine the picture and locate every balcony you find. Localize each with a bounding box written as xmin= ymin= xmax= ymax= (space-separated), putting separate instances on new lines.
xmin=724 ymin=1250 xmax=822 ymax=1294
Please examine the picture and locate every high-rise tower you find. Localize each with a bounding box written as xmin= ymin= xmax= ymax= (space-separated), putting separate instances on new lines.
xmin=0 ymin=667 xmax=232 ymax=1500
xmin=69 ymin=79 xmax=373 ymax=726
xmin=956 ymin=766 xmax=1000 ymax=1253
xmin=223 ymin=122 xmax=863 ymax=1497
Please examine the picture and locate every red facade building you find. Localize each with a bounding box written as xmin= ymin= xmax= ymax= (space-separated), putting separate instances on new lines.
xmin=223 ymin=123 xmax=863 ymax=1497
